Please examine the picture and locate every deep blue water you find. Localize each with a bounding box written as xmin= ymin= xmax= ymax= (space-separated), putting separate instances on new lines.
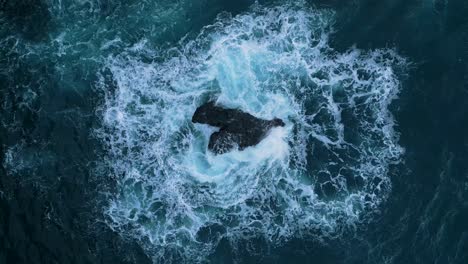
xmin=1 ymin=0 xmax=468 ymax=263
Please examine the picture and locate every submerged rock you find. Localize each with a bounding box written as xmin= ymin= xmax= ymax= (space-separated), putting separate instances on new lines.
xmin=192 ymin=101 xmax=285 ymax=154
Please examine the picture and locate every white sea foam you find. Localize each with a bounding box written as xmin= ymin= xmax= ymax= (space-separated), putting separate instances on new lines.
xmin=96 ymin=2 xmax=407 ymax=262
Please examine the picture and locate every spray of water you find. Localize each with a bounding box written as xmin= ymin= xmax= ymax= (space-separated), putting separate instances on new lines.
xmin=96 ymin=3 xmax=407 ymax=262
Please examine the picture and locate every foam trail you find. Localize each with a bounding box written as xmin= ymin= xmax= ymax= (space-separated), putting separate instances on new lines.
xmin=96 ymin=2 xmax=407 ymax=262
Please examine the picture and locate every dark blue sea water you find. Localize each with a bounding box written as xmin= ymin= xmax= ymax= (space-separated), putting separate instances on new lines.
xmin=1 ymin=0 xmax=468 ymax=263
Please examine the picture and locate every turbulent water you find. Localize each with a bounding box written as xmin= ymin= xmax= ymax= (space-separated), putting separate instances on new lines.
xmin=1 ymin=0 xmax=468 ymax=264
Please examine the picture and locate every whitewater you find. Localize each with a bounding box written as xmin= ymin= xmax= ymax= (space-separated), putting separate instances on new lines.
xmin=96 ymin=3 xmax=407 ymax=262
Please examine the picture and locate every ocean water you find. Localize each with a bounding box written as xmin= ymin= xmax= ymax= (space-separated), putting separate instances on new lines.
xmin=1 ymin=0 xmax=467 ymax=264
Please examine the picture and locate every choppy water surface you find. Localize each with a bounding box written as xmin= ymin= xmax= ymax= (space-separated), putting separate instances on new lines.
xmin=1 ymin=0 xmax=467 ymax=263
xmin=98 ymin=4 xmax=406 ymax=261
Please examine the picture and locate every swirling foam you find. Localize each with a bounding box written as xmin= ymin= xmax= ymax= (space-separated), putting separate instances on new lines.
xmin=96 ymin=3 xmax=407 ymax=262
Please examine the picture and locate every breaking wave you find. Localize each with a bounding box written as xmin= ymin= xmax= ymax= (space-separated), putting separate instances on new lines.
xmin=96 ymin=2 xmax=407 ymax=262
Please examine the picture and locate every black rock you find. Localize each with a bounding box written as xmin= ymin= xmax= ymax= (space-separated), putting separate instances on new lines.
xmin=192 ymin=101 xmax=285 ymax=154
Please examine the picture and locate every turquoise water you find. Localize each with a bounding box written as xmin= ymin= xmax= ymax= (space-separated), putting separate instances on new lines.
xmin=1 ymin=0 xmax=467 ymax=263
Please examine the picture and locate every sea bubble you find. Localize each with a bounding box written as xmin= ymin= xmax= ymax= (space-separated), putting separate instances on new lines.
xmin=96 ymin=3 xmax=407 ymax=262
